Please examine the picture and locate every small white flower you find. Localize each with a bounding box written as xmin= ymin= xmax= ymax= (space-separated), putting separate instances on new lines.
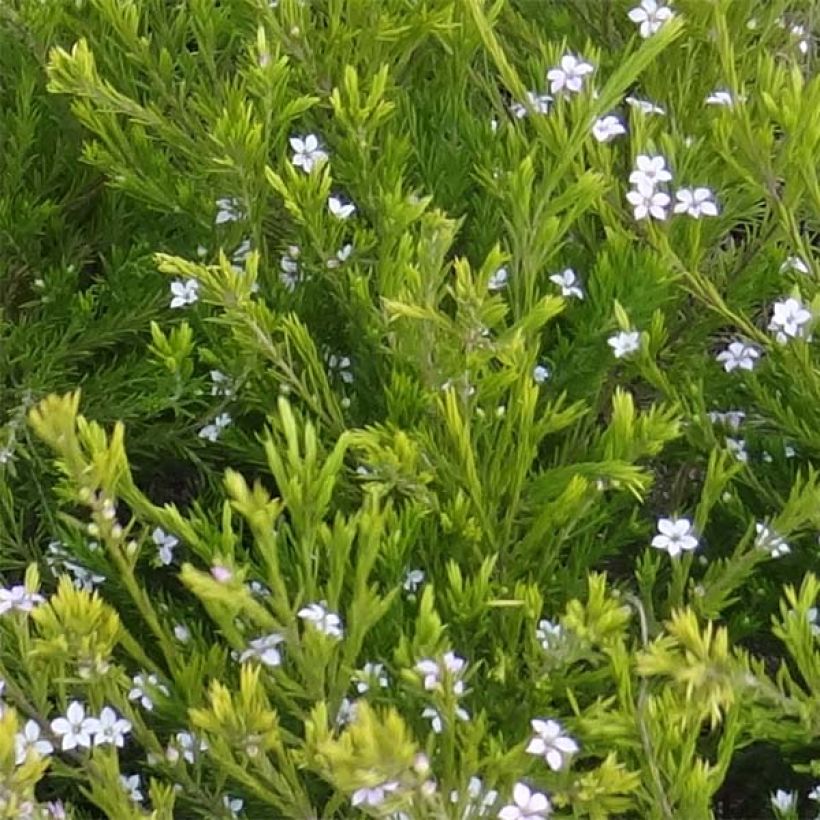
xmin=152 ymin=527 xmax=179 ymax=566
xmin=89 ymin=706 xmax=131 ymax=748
xmin=452 ymin=776 xmax=499 ymax=817
xmin=403 ymin=568 xmax=425 ymax=593
xmin=781 ymin=256 xmax=810 ymax=275
xmin=629 ymin=154 xmax=673 ymax=189
xmin=625 ymin=96 xmax=666 ymax=116
xmin=547 ymin=54 xmax=594 ymax=95
xmin=415 ymin=651 xmax=467 ymax=695
xmin=352 ymin=781 xmax=400 ymax=808
xmin=628 ymin=0 xmax=674 ymax=38
xmin=328 ymin=195 xmax=356 ymax=220
xmin=128 ymin=672 xmax=169 ymax=711
xmin=626 ymin=182 xmax=670 ymax=220
xmin=755 ymin=523 xmax=790 ymax=558
xmin=198 ymin=412 xmax=232 ymax=442
xmin=651 ymin=517 xmax=699 ymax=557
xmin=171 ymin=731 xmax=208 ymax=764
xmin=0 ymin=585 xmax=44 ymax=615
xmin=536 ymin=618 xmax=563 ymax=651
xmin=525 ymin=719 xmax=579 ymax=770
xmin=280 ymin=250 xmax=301 ymax=291
xmin=215 ymin=197 xmax=244 ymax=225
xmin=725 ymin=437 xmax=748 ymax=463
xmin=705 ymin=90 xmax=736 ymax=107
xmin=488 ymin=267 xmax=509 ymax=291
xmin=808 ymin=784 xmax=820 ymax=802
xmin=510 ymin=91 xmax=552 ymax=118
xmin=498 ymin=783 xmax=552 ymax=820
xmin=210 ymin=370 xmax=234 ymax=397
xmin=326 ymin=243 xmax=353 ymax=269
xmin=607 ymin=330 xmax=641 ymax=359
xmin=770 ymin=789 xmax=796 ymax=814
xmin=422 ymin=705 xmax=470 ymax=734
xmin=335 ymin=697 xmax=357 ymax=727
xmin=790 ymin=24 xmax=810 ymax=55
xmin=169 ymin=278 xmax=199 ymax=309
xmin=673 ymin=187 xmax=719 ymax=218
xmin=533 ymin=364 xmax=551 ymax=384
xmin=15 ymin=720 xmax=53 ymax=765
xmin=239 ymin=633 xmax=285 ymax=668
xmin=327 ymin=353 xmax=354 ymax=384
xmin=290 ymin=134 xmax=328 ymax=173
xmin=549 ymin=268 xmax=584 ymax=299
xmin=50 ymin=701 xmax=97 ymax=751
xmin=808 ymin=607 xmax=820 ymax=637
xmin=354 ymin=662 xmax=389 ymax=693
xmin=768 ymin=297 xmax=812 ymax=342
xmin=716 ymin=341 xmax=760 ymax=372
xmin=120 ymin=774 xmax=143 ymax=804
xmin=174 ymin=623 xmax=191 ymax=643
xmin=223 ymin=795 xmax=244 ymax=817
xmin=298 ymin=601 xmax=344 ymax=639
xmin=231 ymin=239 xmax=252 ymax=270
xmin=592 ymin=115 xmax=626 ymax=143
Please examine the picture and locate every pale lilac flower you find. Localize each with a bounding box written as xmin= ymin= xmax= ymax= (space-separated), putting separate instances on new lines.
xmin=298 ymin=601 xmax=344 ymax=639
xmin=152 ymin=527 xmax=179 ymax=566
xmin=354 ymin=662 xmax=389 ymax=694
xmin=335 ymin=697 xmax=357 ymax=727
xmin=422 ymin=705 xmax=470 ymax=734
xmin=625 ymin=96 xmax=666 ymax=116
xmin=781 ymin=256 xmax=810 ymax=275
xmin=488 ymin=267 xmax=509 ymax=291
xmin=290 ymin=134 xmax=328 ymax=173
xmin=174 ymin=623 xmax=192 ymax=643
xmin=215 ymin=197 xmax=244 ymax=225
xmin=169 ymin=731 xmax=208 ymax=764
xmin=328 ymin=195 xmax=355 ymax=220
xmin=706 ymin=90 xmax=736 ymax=107
xmin=210 ymin=370 xmax=234 ymax=397
xmin=198 ymin=413 xmax=232 ymax=442
xmin=327 ymin=353 xmax=354 ymax=384
xmin=280 ymin=249 xmax=300 ymax=291
xmin=532 ymin=364 xmax=551 ymax=384
xmin=0 ymin=586 xmax=44 ymax=615
xmin=128 ymin=672 xmax=169 ymax=711
xmin=352 ymin=781 xmax=400 ymax=808
xmin=403 ymin=568 xmax=425 ymax=593
xmin=549 ymin=268 xmax=584 ymax=299
xmin=725 ymin=437 xmax=748 ymax=463
xmin=525 ymin=719 xmax=579 ymax=770
xmin=120 ymin=774 xmax=143 ymax=804
xmin=89 ymin=706 xmax=131 ymax=747
xmin=651 ymin=517 xmax=698 ymax=557
xmin=755 ymin=523 xmax=790 ymax=558
xmin=716 ymin=341 xmax=760 ymax=372
xmin=547 ymin=55 xmax=594 ymax=95
xmin=673 ymin=187 xmax=719 ymax=218
xmin=450 ymin=776 xmax=499 ymax=817
xmin=536 ymin=618 xmax=562 ymax=650
xmin=768 ymin=297 xmax=812 ymax=342
xmin=608 ymin=330 xmax=641 ymax=358
xmin=498 ymin=783 xmax=552 ymax=820
xmin=809 ymin=784 xmax=820 ymax=802
xmin=626 ymin=182 xmax=670 ymax=220
xmin=15 ymin=720 xmax=53 ymax=765
xmin=231 ymin=239 xmax=252 ymax=270
xmin=223 ymin=796 xmax=244 ymax=817
xmin=592 ymin=115 xmax=626 ymax=143
xmin=628 ymin=0 xmax=674 ymax=38
xmin=808 ymin=608 xmax=820 ymax=637
xmin=629 ymin=154 xmax=673 ymax=188
xmin=239 ymin=633 xmax=285 ymax=668
xmin=51 ymin=702 xmax=96 ymax=751
xmin=771 ymin=790 xmax=796 ymax=814
xmin=169 ymin=278 xmax=199 ymax=309
xmin=326 ymin=243 xmax=353 ymax=269
xmin=708 ymin=410 xmax=746 ymax=430
xmin=415 ymin=651 xmax=467 ymax=695
xmin=510 ymin=91 xmax=552 ymax=118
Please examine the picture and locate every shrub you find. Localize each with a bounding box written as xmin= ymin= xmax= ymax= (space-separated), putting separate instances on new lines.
xmin=0 ymin=0 xmax=819 ymax=817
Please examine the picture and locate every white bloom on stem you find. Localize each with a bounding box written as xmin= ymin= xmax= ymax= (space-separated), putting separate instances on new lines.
xmin=547 ymin=54 xmax=594 ymax=95
xmin=716 ymin=341 xmax=760 ymax=372
xmin=651 ymin=517 xmax=698 ymax=557
xmin=673 ymin=187 xmax=718 ymax=218
xmin=625 ymin=96 xmax=666 ymax=116
xmin=607 ymin=330 xmax=641 ymax=359
xmin=289 ymin=134 xmax=328 ymax=173
xmin=51 ymin=701 xmax=97 ymax=751
xmin=328 ymin=195 xmax=356 ymax=220
xmin=809 ymin=784 xmax=820 ymax=802
xmin=422 ymin=705 xmax=470 ymax=734
xmin=768 ymin=297 xmax=812 ymax=343
xmin=327 ymin=353 xmax=354 ymax=384
xmin=174 ymin=623 xmax=191 ymax=643
xmin=708 ymin=410 xmax=746 ymax=430
xmin=223 ymin=795 xmax=244 ymax=817
xmin=415 ymin=651 xmax=467 ymax=695
xmin=770 ymin=790 xmax=796 ymax=814
xmin=525 ymin=719 xmax=579 ymax=770
xmin=0 ymin=586 xmax=44 ymax=615
xmin=403 ymin=568 xmax=425 ymax=593
xmin=510 ymin=91 xmax=552 ymax=118
xmin=781 ymin=256 xmax=810 ymax=275
xmin=89 ymin=706 xmax=131 ymax=747
xmin=215 ymin=197 xmax=244 ymax=225
xmin=120 ymin=774 xmax=143 ymax=804
xmin=352 ymin=781 xmax=400 ymax=808
xmin=198 ymin=412 xmax=232 ymax=442
xmin=705 ymin=90 xmax=736 ymax=107
xmin=592 ymin=115 xmax=626 ymax=143
xmin=498 ymin=783 xmax=552 ymax=820
xmin=725 ymin=437 xmax=748 ymax=463
xmin=298 ymin=601 xmax=344 ymax=639
xmin=326 ymin=242 xmax=353 ymax=269
xmin=628 ymin=0 xmax=674 ymax=38
xmin=169 ymin=278 xmax=199 ymax=309
xmin=15 ymin=720 xmax=53 ymax=765
xmin=533 ymin=364 xmax=551 ymax=384
xmin=354 ymin=662 xmax=389 ymax=693
xmin=210 ymin=370 xmax=234 ymax=397
xmin=549 ymin=268 xmax=584 ymax=299
xmin=170 ymin=731 xmax=208 ymax=764
xmin=488 ymin=267 xmax=509 ymax=291
xmin=536 ymin=618 xmax=563 ymax=650
xmin=626 ymin=182 xmax=670 ymax=220
xmin=755 ymin=523 xmax=790 ymax=558
xmin=629 ymin=154 xmax=673 ymax=189
xmin=239 ymin=633 xmax=285 ymax=668
xmin=152 ymin=527 xmax=179 ymax=566
xmin=128 ymin=672 xmax=169 ymax=711
xmin=808 ymin=608 xmax=820 ymax=637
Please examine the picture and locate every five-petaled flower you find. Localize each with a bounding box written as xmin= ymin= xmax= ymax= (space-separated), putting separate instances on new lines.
xmin=651 ymin=517 xmax=699 ymax=557
xmin=592 ymin=115 xmax=626 ymax=143
xmin=536 ymin=618 xmax=563 ymax=650
xmin=351 ymin=781 xmax=400 ymax=808
xmin=628 ymin=0 xmax=674 ymax=38
xmin=51 ymin=701 xmax=97 ymax=751
xmin=298 ymin=601 xmax=344 ymax=639
xmin=549 ymin=268 xmax=584 ymax=299
xmin=498 ymin=783 xmax=552 ymax=820
xmin=625 ymin=96 xmax=666 ymax=116
xmin=198 ymin=412 xmax=232 ymax=442
xmin=403 ymin=568 xmax=425 ymax=593
xmin=488 ymin=267 xmax=509 ymax=291
xmin=415 ymin=651 xmax=467 ymax=695
xmin=770 ymin=790 xmax=796 ymax=814
xmin=716 ymin=340 xmax=760 ymax=372
xmin=121 ymin=774 xmax=143 ymax=804
xmin=755 ymin=523 xmax=790 ymax=558
xmin=510 ymin=91 xmax=552 ymax=118
xmin=706 ymin=90 xmax=736 ymax=107
xmin=525 ymin=719 xmax=579 ymax=770
xmin=128 ymin=672 xmax=169 ymax=711
xmin=91 ymin=707 xmax=131 ymax=747
xmin=239 ymin=633 xmax=285 ymax=667
xmin=533 ymin=364 xmax=551 ymax=384
xmin=629 ymin=155 xmax=673 ymax=189
xmin=673 ymin=187 xmax=718 ymax=218
xmin=152 ymin=527 xmax=179 ymax=566
xmin=0 ymin=585 xmax=44 ymax=615
xmin=328 ymin=195 xmax=356 ymax=220
xmin=768 ymin=297 xmax=812 ymax=343
xmin=608 ymin=330 xmax=641 ymax=358
xmin=547 ymin=54 xmax=594 ymax=95
xmin=15 ymin=720 xmax=53 ymax=765
xmin=169 ymin=278 xmax=199 ymax=309
xmin=215 ymin=197 xmax=244 ymax=225
xmin=290 ymin=134 xmax=328 ymax=173
xmin=627 ymin=182 xmax=670 ymax=220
